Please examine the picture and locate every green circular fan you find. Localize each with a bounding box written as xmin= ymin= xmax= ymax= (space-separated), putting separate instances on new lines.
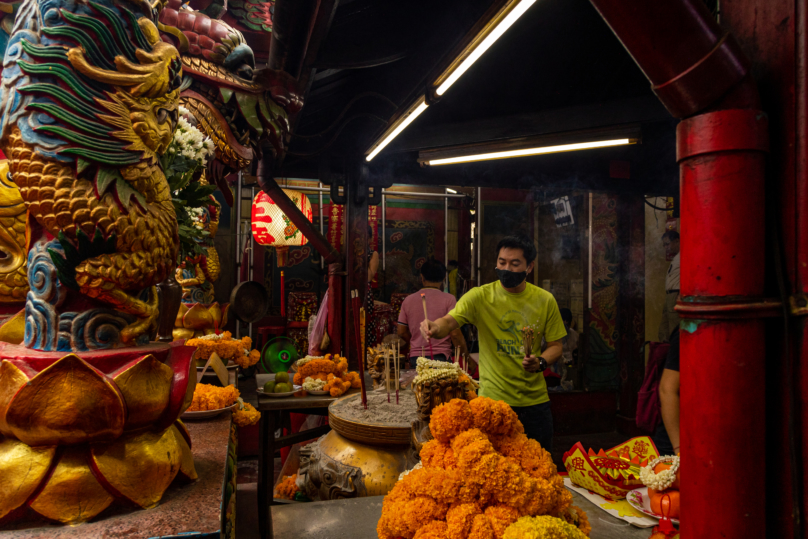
xmin=261 ymin=336 xmax=298 ymax=373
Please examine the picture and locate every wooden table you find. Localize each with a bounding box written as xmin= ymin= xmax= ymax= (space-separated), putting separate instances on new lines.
xmin=270 ymin=491 xmax=654 ymax=539
xmin=255 ymin=373 xmax=360 ymax=539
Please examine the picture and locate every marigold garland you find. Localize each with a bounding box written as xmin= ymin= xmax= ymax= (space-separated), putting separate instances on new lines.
xmin=291 ymin=354 xmax=356 ymax=396
xmin=276 ymin=474 xmax=299 ymax=500
xmin=377 ymin=397 xmax=583 ymax=539
xmin=187 ymin=332 xmax=253 ymax=362
xmin=187 ymin=383 xmax=240 ymax=411
xmin=502 ymin=515 xmax=588 ymax=539
xmin=233 ymin=401 xmax=260 ymax=426
xmin=558 ymin=506 xmax=591 ymax=537
xmin=235 ymin=348 xmax=261 ymax=369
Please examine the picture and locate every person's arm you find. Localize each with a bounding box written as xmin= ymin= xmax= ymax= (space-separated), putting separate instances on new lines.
xmin=523 ymin=339 xmax=563 ymax=372
xmin=449 ymin=327 xmax=469 ymax=357
xmin=368 ymin=251 xmax=379 ymax=282
xmin=397 ymin=323 xmax=412 ymax=345
xmin=659 ymin=368 xmax=680 ymax=453
xmin=420 ymin=314 xmax=459 ymax=341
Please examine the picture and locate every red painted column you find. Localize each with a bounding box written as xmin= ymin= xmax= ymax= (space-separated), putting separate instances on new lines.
xmin=587 ymin=1 xmax=771 ymax=535
xmin=676 ymin=110 xmax=769 ymax=537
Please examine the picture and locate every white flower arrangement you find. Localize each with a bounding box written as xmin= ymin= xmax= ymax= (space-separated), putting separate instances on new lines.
xmin=302 ymin=376 xmax=327 ymax=391
xmin=413 ymin=356 xmax=461 ymax=385
xmin=639 ymin=455 xmax=680 ymax=491
xmin=168 ymin=110 xmax=215 ymax=167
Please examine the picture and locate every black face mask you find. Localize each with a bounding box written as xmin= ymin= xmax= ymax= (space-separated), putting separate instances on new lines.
xmin=495 ymin=268 xmax=527 ymax=289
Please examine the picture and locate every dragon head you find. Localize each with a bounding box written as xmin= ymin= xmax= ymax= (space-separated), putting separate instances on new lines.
xmin=158 ymin=0 xmax=302 ymax=204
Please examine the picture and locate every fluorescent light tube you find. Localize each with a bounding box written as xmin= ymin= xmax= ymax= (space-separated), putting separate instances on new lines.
xmin=366 ymin=98 xmax=429 ymax=162
xmin=446 ymin=188 xmax=458 ymax=193
xmin=436 ymin=0 xmax=536 ymax=96
xmin=425 ymin=138 xmax=633 ymax=166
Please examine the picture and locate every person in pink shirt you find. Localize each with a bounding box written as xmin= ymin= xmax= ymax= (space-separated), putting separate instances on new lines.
xmin=397 ymin=259 xmax=470 ymax=366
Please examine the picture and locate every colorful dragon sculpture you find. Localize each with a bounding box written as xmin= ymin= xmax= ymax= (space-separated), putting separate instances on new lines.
xmin=0 ymin=0 xmax=199 ymax=526
xmin=157 ymin=0 xmax=300 ymax=338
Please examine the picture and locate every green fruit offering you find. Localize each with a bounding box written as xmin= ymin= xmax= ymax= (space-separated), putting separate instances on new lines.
xmin=263 ymin=381 xmax=276 ymax=393
xmin=275 ymin=372 xmax=290 ymax=384
xmin=274 ymin=383 xmax=291 ymax=393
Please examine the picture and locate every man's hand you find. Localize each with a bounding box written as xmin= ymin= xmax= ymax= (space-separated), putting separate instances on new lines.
xmin=522 ymin=355 xmax=543 ymax=373
xmin=420 ymin=318 xmax=438 ymax=341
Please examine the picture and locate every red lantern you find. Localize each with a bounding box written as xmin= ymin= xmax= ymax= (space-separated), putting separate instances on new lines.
xmin=251 ymin=189 xmax=312 ymax=315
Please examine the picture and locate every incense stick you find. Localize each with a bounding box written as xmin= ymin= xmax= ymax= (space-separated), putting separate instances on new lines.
xmin=395 ymin=344 xmax=399 ymax=404
xmin=420 ymin=293 xmax=435 ymax=360
xmin=352 ymin=290 xmax=368 ymax=409
xmin=385 ymin=346 xmax=390 ymax=402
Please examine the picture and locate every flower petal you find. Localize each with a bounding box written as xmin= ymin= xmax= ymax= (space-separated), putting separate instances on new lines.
xmin=6 ymin=354 xmax=125 ymax=446
xmin=29 ymin=446 xmax=114 ymax=524
xmin=171 ymin=424 xmax=197 ymax=481
xmin=156 ymin=345 xmax=197 ymax=431
xmin=183 ymin=303 xmax=214 ymax=330
xmin=0 ymin=360 xmax=28 ymax=437
xmin=0 ymin=437 xmax=56 ymax=519
xmin=90 ymin=427 xmax=182 ymax=509
xmin=113 ymin=354 xmax=173 ymax=429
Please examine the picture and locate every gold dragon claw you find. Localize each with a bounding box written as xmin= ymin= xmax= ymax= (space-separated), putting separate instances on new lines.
xmin=120 ymin=286 xmax=160 ymax=344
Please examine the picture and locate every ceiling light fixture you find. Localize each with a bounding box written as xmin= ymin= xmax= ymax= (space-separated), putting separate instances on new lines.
xmin=365 ymin=97 xmax=429 ymax=162
xmin=423 ymin=139 xmax=634 ymax=166
xmin=365 ymin=0 xmax=536 ymax=162
xmin=417 ymin=128 xmax=641 ymax=166
xmin=434 ymin=0 xmax=537 ymax=97
xmin=446 ymin=188 xmax=458 ymax=193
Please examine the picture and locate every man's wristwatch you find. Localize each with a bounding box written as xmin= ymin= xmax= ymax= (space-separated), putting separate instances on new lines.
xmin=537 ymin=357 xmax=547 ymax=372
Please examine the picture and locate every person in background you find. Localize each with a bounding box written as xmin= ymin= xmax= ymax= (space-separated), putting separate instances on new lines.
xmin=420 ymin=236 xmax=566 ymax=450
xmin=366 ymin=225 xmax=380 ymax=345
xmin=398 ymin=258 xmax=470 ymax=365
xmin=447 ymin=259 xmax=459 ymax=298
xmin=550 ymin=308 xmax=578 ymax=390
xmin=654 ymin=326 xmax=680 ymax=455
xmin=658 ymin=230 xmax=680 ymax=342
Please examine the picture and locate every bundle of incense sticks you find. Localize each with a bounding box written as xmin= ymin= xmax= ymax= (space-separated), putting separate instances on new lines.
xmin=522 ymin=325 xmax=535 ymax=358
xmin=420 ymin=293 xmax=435 ymax=360
xmin=382 ymin=343 xmax=401 ymax=404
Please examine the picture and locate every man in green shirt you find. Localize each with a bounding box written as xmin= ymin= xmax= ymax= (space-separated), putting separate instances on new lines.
xmin=420 ymin=236 xmax=566 ymax=450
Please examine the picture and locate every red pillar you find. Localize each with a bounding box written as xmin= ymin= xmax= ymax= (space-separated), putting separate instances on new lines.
xmin=676 ymin=110 xmax=769 ymax=537
xmin=587 ymin=0 xmax=770 ymax=535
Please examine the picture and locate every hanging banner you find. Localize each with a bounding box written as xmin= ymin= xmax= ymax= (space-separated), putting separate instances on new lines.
xmin=327 ymin=203 xmax=344 ymax=252
xmin=369 ymin=205 xmax=379 ymax=288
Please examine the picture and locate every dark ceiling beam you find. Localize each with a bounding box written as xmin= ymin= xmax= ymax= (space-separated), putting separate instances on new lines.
xmin=268 ymin=0 xmax=320 ymax=79
xmin=290 ymin=0 xmax=341 ymax=134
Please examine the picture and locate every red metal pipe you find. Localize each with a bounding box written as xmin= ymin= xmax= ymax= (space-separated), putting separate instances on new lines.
xmin=588 ymin=0 xmax=754 ymax=117
xmin=588 ymin=1 xmax=769 ymax=536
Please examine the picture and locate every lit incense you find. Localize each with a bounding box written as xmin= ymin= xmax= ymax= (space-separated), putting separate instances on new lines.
xmin=420 ymin=293 xmax=435 ymax=360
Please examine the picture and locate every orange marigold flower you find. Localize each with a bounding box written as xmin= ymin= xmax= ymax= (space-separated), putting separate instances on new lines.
xmin=484 ymin=506 xmax=520 ymax=539
xmin=470 ymin=397 xmax=523 ymax=437
xmin=299 ymin=359 xmax=336 ymax=377
xmin=469 ymin=514 xmax=495 ymax=539
xmin=558 ymin=505 xmax=591 ymax=537
xmin=293 ymin=372 xmax=303 ymax=385
xmin=275 ymin=474 xmax=298 ymax=500
xmin=233 ymin=402 xmax=261 ymax=426
xmin=430 ymin=399 xmax=475 ymax=443
xmin=421 ymin=440 xmax=454 ymax=470
xmin=414 ymin=520 xmax=449 ymax=539
xmin=235 ymin=348 xmax=261 ymax=369
xmin=446 ymin=503 xmax=481 ymax=539
xmin=187 ymin=383 xmax=240 ymax=411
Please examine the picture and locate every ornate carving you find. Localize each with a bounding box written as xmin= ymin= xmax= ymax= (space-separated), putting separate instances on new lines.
xmin=413 ymin=379 xmax=467 ymax=421
xmin=299 ymin=438 xmax=363 ymax=500
xmin=0 ymin=0 xmax=198 ymax=525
